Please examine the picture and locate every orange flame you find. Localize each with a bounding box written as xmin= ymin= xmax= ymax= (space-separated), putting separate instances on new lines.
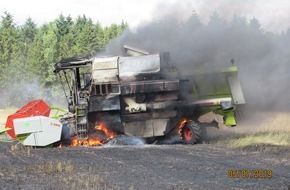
xmin=87 ymin=138 xmax=103 ymax=146
xmin=178 ymin=118 xmax=188 ymax=135
xmin=70 ymin=137 xmax=104 ymax=147
xmin=95 ymin=123 xmax=116 ymax=140
xmin=70 ymin=122 xmax=116 ymax=147
xmin=70 ymin=137 xmax=79 ymax=147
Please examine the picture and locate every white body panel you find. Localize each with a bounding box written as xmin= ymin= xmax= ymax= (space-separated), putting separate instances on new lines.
xmin=119 ymin=54 xmax=160 ymax=81
xmin=14 ymin=116 xmax=62 ymax=146
xmin=92 ymin=57 xmax=119 ymax=83
xmin=92 ymin=69 xmax=119 ymax=83
xmin=92 ymin=57 xmax=118 ymax=70
xmin=192 ymin=97 xmax=232 ymax=105
xmin=228 ymin=76 xmax=246 ymax=104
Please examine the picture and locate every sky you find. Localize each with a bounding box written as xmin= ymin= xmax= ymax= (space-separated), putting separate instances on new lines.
xmin=1 ymin=0 xmax=290 ymax=33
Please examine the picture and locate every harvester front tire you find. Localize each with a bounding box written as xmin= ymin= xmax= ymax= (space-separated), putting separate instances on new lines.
xmin=181 ymin=121 xmax=201 ymax=144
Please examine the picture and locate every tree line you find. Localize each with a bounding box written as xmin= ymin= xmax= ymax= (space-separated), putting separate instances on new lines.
xmin=0 ymin=11 xmax=127 ymax=107
xmin=1 ymin=10 xmax=290 ymax=110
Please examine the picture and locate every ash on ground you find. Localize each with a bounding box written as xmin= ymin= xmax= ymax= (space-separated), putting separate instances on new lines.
xmin=104 ymin=135 xmax=145 ymax=146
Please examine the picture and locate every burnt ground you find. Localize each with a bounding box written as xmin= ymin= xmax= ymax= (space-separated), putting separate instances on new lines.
xmin=0 ymin=141 xmax=289 ymax=190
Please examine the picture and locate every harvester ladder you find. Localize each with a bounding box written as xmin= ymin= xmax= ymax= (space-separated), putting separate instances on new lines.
xmin=76 ymin=102 xmax=89 ymax=140
xmin=76 ymin=123 xmax=88 ymax=139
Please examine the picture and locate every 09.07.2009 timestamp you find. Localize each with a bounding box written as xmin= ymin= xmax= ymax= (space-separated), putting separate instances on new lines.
xmin=228 ymin=169 xmax=272 ymax=178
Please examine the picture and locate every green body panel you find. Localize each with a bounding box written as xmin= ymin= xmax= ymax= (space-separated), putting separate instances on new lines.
xmin=188 ymin=66 xmax=237 ymax=99
xmin=50 ymin=106 xmax=68 ymax=119
xmin=224 ymin=111 xmax=237 ymax=126
xmin=16 ymin=134 xmax=30 ymax=143
xmin=215 ymin=108 xmax=237 ymax=126
xmin=186 ymin=65 xmax=242 ymax=126
xmin=198 ymin=106 xmax=237 ymax=127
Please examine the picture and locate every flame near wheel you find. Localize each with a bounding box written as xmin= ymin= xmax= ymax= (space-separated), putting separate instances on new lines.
xmin=180 ymin=121 xmax=201 ymax=144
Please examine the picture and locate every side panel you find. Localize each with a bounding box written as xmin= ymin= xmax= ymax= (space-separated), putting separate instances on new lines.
xmin=92 ymin=57 xmax=118 ymax=70
xmin=227 ymin=76 xmax=246 ymax=104
xmin=124 ymin=119 xmax=168 ymax=137
xmin=91 ymin=56 xmax=119 ymax=83
xmin=14 ymin=116 xmax=62 ymax=146
xmin=89 ymin=95 xmax=120 ymax=112
xmin=92 ymin=69 xmax=119 ymax=83
xmin=120 ymin=80 xmax=179 ymax=94
xmin=14 ymin=117 xmax=42 ymax=134
xmin=119 ymin=54 xmax=161 ymax=81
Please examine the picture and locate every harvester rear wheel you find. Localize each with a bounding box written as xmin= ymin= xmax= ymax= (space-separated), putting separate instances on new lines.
xmin=180 ymin=121 xmax=201 ymax=144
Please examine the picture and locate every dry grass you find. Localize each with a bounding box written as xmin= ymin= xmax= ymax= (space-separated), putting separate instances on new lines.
xmin=0 ymin=160 xmax=114 ymax=189
xmin=36 ymin=161 xmax=74 ymax=173
xmin=1 ymin=142 xmax=113 ymax=189
xmin=212 ymin=111 xmax=290 ymax=154
xmin=39 ymin=162 xmax=112 ymax=190
xmin=0 ymin=161 xmax=74 ymax=174
xmin=217 ymin=131 xmax=290 ymax=148
xmin=257 ymin=112 xmax=290 ymax=132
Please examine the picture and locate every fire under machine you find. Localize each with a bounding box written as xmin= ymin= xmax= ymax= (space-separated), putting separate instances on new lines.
xmin=54 ymin=45 xmax=245 ymax=144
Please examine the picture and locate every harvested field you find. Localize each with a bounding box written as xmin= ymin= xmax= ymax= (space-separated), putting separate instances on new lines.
xmin=0 ymin=110 xmax=289 ymax=189
xmin=0 ymin=142 xmax=289 ymax=190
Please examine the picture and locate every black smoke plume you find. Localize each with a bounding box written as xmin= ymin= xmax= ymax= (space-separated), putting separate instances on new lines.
xmin=105 ymin=2 xmax=290 ymax=114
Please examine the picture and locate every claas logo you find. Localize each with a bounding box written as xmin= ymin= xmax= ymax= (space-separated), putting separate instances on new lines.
xmin=51 ymin=123 xmax=61 ymax=127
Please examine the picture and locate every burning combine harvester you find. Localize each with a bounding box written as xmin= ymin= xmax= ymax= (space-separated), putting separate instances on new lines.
xmin=52 ymin=45 xmax=245 ymax=146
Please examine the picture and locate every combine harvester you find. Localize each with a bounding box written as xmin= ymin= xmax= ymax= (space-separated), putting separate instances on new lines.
xmin=2 ymin=46 xmax=245 ymax=147
xmin=52 ymin=45 xmax=245 ymax=146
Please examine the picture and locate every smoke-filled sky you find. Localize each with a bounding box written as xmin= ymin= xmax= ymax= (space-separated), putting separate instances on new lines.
xmin=1 ymin=0 xmax=290 ymax=33
xmin=105 ymin=1 xmax=290 ymax=112
xmin=1 ymin=0 xmax=290 ymax=112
